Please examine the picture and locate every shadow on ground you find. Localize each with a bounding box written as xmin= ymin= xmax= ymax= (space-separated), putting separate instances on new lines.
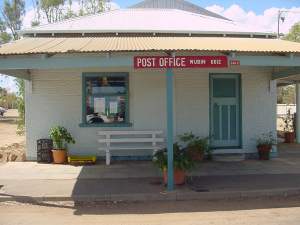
xmin=2 ymin=192 xmax=300 ymax=216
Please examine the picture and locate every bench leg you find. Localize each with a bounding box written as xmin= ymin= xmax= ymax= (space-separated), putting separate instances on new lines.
xmin=105 ymin=149 xmax=111 ymax=165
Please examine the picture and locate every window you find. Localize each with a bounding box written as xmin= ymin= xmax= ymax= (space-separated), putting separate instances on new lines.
xmin=82 ymin=73 xmax=130 ymax=126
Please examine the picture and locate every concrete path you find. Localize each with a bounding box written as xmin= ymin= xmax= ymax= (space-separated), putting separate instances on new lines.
xmin=1 ymin=174 xmax=300 ymax=202
xmin=1 ymin=144 xmax=300 ymax=202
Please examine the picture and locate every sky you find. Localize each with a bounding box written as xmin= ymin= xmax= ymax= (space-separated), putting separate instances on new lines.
xmin=1 ymin=0 xmax=300 ymax=92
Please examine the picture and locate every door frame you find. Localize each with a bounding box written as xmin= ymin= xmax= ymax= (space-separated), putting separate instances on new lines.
xmin=209 ymin=73 xmax=242 ymax=149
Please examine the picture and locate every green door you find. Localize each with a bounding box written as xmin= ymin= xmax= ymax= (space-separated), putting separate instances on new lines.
xmin=210 ymin=74 xmax=241 ymax=148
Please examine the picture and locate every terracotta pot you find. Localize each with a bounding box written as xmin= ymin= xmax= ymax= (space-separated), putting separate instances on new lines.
xmin=257 ymin=145 xmax=272 ymax=160
xmin=284 ymin=132 xmax=295 ymax=143
xmin=52 ymin=149 xmax=67 ymax=164
xmin=163 ymin=169 xmax=186 ymax=185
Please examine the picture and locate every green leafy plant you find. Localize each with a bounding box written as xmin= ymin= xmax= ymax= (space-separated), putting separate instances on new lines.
xmin=178 ymin=132 xmax=212 ymax=160
xmin=153 ymin=143 xmax=195 ymax=172
xmin=49 ymin=126 xmax=75 ymax=150
xmin=256 ymin=132 xmax=277 ymax=147
xmin=179 ymin=132 xmax=209 ymax=153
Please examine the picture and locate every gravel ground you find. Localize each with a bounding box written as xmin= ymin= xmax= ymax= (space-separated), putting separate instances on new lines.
xmin=0 ymin=109 xmax=25 ymax=162
xmin=0 ymin=197 xmax=300 ymax=225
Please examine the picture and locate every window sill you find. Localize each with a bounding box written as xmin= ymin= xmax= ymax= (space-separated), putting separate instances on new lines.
xmin=79 ymin=122 xmax=133 ymax=128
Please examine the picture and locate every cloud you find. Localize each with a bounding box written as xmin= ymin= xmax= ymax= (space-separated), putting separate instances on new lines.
xmin=206 ymin=4 xmax=300 ymax=34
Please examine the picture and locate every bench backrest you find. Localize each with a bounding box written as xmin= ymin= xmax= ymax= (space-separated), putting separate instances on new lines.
xmin=97 ymin=130 xmax=164 ymax=148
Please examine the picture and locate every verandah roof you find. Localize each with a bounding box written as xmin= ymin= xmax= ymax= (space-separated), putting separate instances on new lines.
xmin=1 ymin=37 xmax=300 ymax=55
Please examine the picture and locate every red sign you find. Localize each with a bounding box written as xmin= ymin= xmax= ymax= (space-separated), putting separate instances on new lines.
xmin=134 ymin=56 xmax=228 ymax=69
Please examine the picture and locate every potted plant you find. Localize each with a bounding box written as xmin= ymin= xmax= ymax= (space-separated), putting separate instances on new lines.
xmin=179 ymin=132 xmax=209 ymax=161
xmin=153 ymin=143 xmax=195 ymax=185
xmin=49 ymin=126 xmax=75 ymax=164
xmin=282 ymin=109 xmax=295 ymax=143
xmin=256 ymin=132 xmax=276 ymax=160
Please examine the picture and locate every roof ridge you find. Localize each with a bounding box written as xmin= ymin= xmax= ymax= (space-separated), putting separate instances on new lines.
xmin=129 ymin=0 xmax=230 ymax=21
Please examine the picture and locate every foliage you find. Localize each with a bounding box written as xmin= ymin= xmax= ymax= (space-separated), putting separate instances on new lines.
xmin=0 ymin=0 xmax=26 ymax=135
xmin=0 ymin=87 xmax=7 ymax=99
xmin=15 ymin=78 xmax=25 ymax=135
xmin=179 ymin=132 xmax=209 ymax=153
xmin=277 ymin=85 xmax=295 ymax=104
xmin=0 ymin=19 xmax=11 ymax=44
xmin=179 ymin=132 xmax=213 ymax=159
xmin=282 ymin=109 xmax=294 ymax=132
xmin=256 ymin=132 xmax=277 ymax=147
xmin=81 ymin=0 xmax=105 ymax=15
xmin=49 ymin=126 xmax=75 ymax=150
xmin=153 ymin=143 xmax=195 ymax=172
xmin=284 ymin=22 xmax=300 ymax=43
xmin=39 ymin=0 xmax=66 ymax=23
xmin=0 ymin=87 xmax=17 ymax=109
xmin=1 ymin=0 xmax=25 ymax=40
xmin=33 ymin=0 xmax=107 ymax=24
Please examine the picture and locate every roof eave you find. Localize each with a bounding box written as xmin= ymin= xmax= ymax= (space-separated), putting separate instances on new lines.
xmin=20 ymin=29 xmax=277 ymax=38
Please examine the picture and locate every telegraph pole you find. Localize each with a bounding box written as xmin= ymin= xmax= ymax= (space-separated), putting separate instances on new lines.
xmin=277 ymin=10 xmax=282 ymax=39
xmin=277 ymin=10 xmax=300 ymax=39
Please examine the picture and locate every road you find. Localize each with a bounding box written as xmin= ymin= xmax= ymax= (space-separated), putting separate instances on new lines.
xmin=1 ymin=197 xmax=300 ymax=225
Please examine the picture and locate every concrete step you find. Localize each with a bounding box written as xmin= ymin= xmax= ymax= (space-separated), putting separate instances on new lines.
xmin=212 ymin=153 xmax=246 ymax=162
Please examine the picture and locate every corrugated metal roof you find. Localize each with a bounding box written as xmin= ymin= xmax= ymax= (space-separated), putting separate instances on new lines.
xmin=21 ymin=9 xmax=271 ymax=36
xmin=1 ymin=37 xmax=300 ymax=55
xmin=129 ymin=0 xmax=230 ymax=21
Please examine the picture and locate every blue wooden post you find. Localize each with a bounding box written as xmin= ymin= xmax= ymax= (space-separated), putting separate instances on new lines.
xmin=166 ymin=68 xmax=174 ymax=191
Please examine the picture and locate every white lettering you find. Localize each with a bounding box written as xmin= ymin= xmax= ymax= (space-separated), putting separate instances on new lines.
xmin=138 ymin=57 xmax=156 ymax=68
xmin=189 ymin=59 xmax=206 ymax=65
xmin=211 ymin=59 xmax=222 ymax=65
xmin=158 ymin=57 xmax=186 ymax=68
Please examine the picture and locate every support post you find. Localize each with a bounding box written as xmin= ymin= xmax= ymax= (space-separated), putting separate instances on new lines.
xmin=166 ymin=68 xmax=174 ymax=191
xmin=296 ymin=83 xmax=300 ymax=143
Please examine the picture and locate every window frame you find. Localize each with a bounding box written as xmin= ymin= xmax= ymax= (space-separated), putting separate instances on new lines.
xmin=80 ymin=72 xmax=131 ymax=127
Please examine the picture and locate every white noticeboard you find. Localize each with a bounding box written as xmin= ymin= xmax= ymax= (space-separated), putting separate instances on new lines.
xmin=94 ymin=98 xmax=105 ymax=114
xmin=110 ymin=101 xmax=118 ymax=114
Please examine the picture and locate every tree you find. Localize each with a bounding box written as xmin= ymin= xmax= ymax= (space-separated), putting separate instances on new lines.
xmin=0 ymin=18 xmax=11 ymax=44
xmin=82 ymin=0 xmax=105 ymax=15
xmin=15 ymin=78 xmax=25 ymax=135
xmin=0 ymin=87 xmax=17 ymax=109
xmin=277 ymin=85 xmax=295 ymax=104
xmin=39 ymin=0 xmax=66 ymax=23
xmin=0 ymin=0 xmax=26 ymax=134
xmin=33 ymin=0 xmax=107 ymax=24
xmin=284 ymin=22 xmax=300 ymax=42
xmin=1 ymin=0 xmax=25 ymax=40
xmin=0 ymin=87 xmax=8 ymax=102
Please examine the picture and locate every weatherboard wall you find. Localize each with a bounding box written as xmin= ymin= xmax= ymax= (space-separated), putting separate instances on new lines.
xmin=25 ymin=67 xmax=276 ymax=160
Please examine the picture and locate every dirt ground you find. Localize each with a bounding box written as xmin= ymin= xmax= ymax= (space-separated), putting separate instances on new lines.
xmin=0 ymin=109 xmax=25 ymax=162
xmin=0 ymin=197 xmax=300 ymax=225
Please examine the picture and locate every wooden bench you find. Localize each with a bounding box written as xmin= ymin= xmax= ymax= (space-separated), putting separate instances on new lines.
xmin=97 ymin=130 xmax=164 ymax=165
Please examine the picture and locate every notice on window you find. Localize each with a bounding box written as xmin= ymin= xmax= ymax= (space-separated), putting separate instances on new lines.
xmin=94 ymin=98 xmax=105 ymax=114
xmin=109 ymin=101 xmax=118 ymax=114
